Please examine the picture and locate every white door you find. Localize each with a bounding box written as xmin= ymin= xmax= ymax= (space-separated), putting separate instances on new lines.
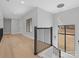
xmin=3 ymin=18 xmax=11 ymax=34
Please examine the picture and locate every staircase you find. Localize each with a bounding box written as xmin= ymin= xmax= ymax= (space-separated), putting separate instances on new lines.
xmin=38 ymin=46 xmax=60 ymax=58
xmin=38 ymin=46 xmax=75 ymax=58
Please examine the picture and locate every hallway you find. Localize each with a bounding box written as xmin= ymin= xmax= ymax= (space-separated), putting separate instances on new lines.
xmin=0 ymin=34 xmax=39 ymax=58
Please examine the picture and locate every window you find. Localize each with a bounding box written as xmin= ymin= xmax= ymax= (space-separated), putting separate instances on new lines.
xmin=26 ymin=18 xmax=32 ymax=32
xmin=58 ymin=25 xmax=75 ymax=55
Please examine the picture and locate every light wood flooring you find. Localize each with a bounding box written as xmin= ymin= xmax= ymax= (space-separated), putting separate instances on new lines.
xmin=0 ymin=34 xmax=39 ymax=58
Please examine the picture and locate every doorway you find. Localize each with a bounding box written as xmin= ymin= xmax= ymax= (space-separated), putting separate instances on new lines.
xmin=3 ymin=18 xmax=11 ymax=35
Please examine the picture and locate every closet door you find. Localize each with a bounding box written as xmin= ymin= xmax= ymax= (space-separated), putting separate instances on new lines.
xmin=3 ymin=18 xmax=11 ymax=34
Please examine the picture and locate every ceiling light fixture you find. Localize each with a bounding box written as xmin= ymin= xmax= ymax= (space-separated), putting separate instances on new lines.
xmin=21 ymin=0 xmax=25 ymax=4
xmin=57 ymin=3 xmax=64 ymax=8
xmin=6 ymin=0 xmax=10 ymax=2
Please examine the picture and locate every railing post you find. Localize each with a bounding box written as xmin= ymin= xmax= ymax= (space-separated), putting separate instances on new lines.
xmin=50 ymin=27 xmax=53 ymax=46
xmin=59 ymin=50 xmax=61 ymax=58
xmin=34 ymin=26 xmax=37 ymax=55
xmin=0 ymin=28 xmax=3 ymax=42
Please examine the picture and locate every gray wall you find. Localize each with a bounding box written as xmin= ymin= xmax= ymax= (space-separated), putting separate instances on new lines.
xmin=53 ymin=7 xmax=79 ymax=57
xmin=11 ymin=19 xmax=20 ymax=34
xmin=37 ymin=8 xmax=53 ymax=43
xmin=3 ymin=18 xmax=20 ymax=34
xmin=0 ymin=11 xmax=3 ymax=28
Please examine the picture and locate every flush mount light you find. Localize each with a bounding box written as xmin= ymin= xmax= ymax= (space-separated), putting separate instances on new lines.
xmin=6 ymin=0 xmax=10 ymax=2
xmin=57 ymin=3 xmax=64 ymax=8
xmin=21 ymin=0 xmax=25 ymax=4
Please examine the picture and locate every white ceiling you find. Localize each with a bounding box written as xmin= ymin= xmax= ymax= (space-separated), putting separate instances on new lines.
xmin=0 ymin=0 xmax=79 ymax=18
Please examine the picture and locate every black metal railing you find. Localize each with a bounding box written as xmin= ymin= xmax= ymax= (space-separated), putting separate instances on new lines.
xmin=34 ymin=26 xmax=61 ymax=58
xmin=34 ymin=26 xmax=53 ymax=55
xmin=0 ymin=28 xmax=3 ymax=42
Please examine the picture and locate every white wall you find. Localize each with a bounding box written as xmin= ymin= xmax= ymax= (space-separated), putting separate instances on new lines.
xmin=37 ymin=8 xmax=53 ymax=27
xmin=19 ymin=7 xmax=53 ymax=43
xmin=19 ymin=8 xmax=38 ymax=38
xmin=53 ymin=7 xmax=79 ymax=57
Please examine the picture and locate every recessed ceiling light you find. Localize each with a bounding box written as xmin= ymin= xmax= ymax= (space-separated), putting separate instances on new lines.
xmin=21 ymin=0 xmax=25 ymax=4
xmin=57 ymin=3 xmax=64 ymax=8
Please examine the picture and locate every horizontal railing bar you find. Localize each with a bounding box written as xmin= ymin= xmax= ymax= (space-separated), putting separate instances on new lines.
xmin=36 ymin=28 xmax=51 ymax=29
xmin=58 ymin=33 xmax=75 ymax=36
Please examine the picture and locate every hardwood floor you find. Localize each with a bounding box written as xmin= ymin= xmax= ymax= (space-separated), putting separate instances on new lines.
xmin=0 ymin=34 xmax=39 ymax=58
